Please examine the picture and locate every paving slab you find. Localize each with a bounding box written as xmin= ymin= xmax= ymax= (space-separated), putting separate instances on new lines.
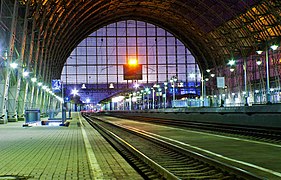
xmin=0 ymin=112 xmax=142 ymax=179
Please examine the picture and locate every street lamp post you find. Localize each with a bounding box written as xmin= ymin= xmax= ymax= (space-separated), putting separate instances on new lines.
xmin=243 ymin=57 xmax=249 ymax=106
xmin=158 ymin=87 xmax=162 ymax=109
xmin=256 ymin=44 xmax=279 ymax=104
xmin=164 ymin=82 xmax=168 ymax=108
xmin=265 ymin=47 xmax=271 ymax=104
xmin=145 ymin=88 xmax=150 ymax=109
xmin=170 ymin=76 xmax=177 ymax=107
xmin=151 ymin=86 xmax=155 ymax=109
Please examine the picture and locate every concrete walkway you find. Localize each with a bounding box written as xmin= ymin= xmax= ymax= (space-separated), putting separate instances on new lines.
xmin=0 ymin=112 xmax=142 ymax=180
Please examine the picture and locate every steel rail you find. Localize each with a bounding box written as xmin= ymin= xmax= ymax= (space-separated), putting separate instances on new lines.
xmin=83 ymin=113 xmax=263 ymax=180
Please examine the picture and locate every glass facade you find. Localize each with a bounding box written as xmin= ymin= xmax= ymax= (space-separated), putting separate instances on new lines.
xmin=61 ymin=20 xmax=201 ymax=103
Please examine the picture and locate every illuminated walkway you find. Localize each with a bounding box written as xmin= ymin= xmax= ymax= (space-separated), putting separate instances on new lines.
xmin=0 ymin=113 xmax=141 ymax=179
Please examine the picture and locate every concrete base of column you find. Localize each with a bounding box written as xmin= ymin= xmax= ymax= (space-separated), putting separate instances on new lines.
xmin=18 ymin=117 xmax=25 ymax=121
xmin=8 ymin=118 xmax=18 ymax=122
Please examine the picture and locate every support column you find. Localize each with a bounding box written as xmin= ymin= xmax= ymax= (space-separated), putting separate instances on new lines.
xmin=29 ymin=85 xmax=35 ymax=108
xmin=0 ymin=1 xmax=18 ymax=124
xmin=10 ymin=1 xmax=30 ymax=121
xmin=18 ymin=81 xmax=28 ymax=121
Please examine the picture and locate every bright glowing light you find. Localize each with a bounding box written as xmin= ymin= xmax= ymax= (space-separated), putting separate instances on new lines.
xmin=210 ymin=73 xmax=215 ymax=77
xmin=23 ymin=71 xmax=29 ymax=77
xmin=71 ymin=89 xmax=79 ymax=96
xmin=206 ymin=69 xmax=211 ymax=73
xmin=256 ymin=59 xmax=262 ymax=66
xmin=37 ymin=82 xmax=43 ymax=86
xmin=31 ymin=77 xmax=37 ymax=82
xmin=109 ymin=83 xmax=114 ymax=89
xmin=256 ymin=50 xmax=263 ymax=55
xmin=230 ymin=68 xmax=235 ymax=72
xmin=270 ymin=45 xmax=278 ymax=51
xmin=228 ymin=59 xmax=236 ymax=66
xmin=255 ymin=90 xmax=259 ymax=93
xmin=128 ymin=58 xmax=138 ymax=65
xmin=86 ymin=98 xmax=90 ymax=103
xmin=42 ymin=86 xmax=47 ymax=90
xmin=10 ymin=62 xmax=18 ymax=69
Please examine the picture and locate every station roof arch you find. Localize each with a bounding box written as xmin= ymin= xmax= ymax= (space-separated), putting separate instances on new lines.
xmin=20 ymin=0 xmax=281 ymax=80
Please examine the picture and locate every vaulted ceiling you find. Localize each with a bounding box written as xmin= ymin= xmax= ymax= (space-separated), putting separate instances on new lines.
xmin=20 ymin=0 xmax=281 ymax=80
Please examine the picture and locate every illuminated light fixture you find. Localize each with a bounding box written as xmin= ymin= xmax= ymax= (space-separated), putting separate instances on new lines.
xmin=81 ymin=83 xmax=86 ymax=89
xmin=255 ymin=90 xmax=259 ymax=93
xmin=256 ymin=59 xmax=262 ymax=66
xmin=270 ymin=88 xmax=275 ymax=92
xmin=10 ymin=62 xmax=18 ymax=69
xmin=37 ymin=82 xmax=43 ymax=86
xmin=109 ymin=83 xmax=114 ymax=89
xmin=256 ymin=50 xmax=263 ymax=55
xmin=42 ymin=85 xmax=47 ymax=90
xmin=230 ymin=68 xmax=235 ymax=72
xmin=206 ymin=69 xmax=211 ymax=73
xmin=128 ymin=58 xmax=138 ymax=66
xmin=228 ymin=59 xmax=236 ymax=66
xmin=270 ymin=45 xmax=278 ymax=51
xmin=31 ymin=77 xmax=37 ymax=82
xmin=210 ymin=73 xmax=215 ymax=77
xmin=23 ymin=71 xmax=29 ymax=77
xmin=86 ymin=98 xmax=90 ymax=103
xmin=232 ymin=93 xmax=235 ymax=96
xmin=205 ymin=78 xmax=209 ymax=81
xmin=71 ymin=88 xmax=79 ymax=96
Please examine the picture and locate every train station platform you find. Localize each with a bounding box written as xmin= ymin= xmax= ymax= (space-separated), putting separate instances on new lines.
xmin=0 ymin=112 xmax=142 ymax=180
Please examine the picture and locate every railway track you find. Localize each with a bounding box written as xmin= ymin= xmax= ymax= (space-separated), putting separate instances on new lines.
xmin=82 ymin=114 xmax=261 ymax=180
xmin=109 ymin=114 xmax=281 ymax=143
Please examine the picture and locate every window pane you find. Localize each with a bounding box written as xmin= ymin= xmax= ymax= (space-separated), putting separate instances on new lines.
xmin=62 ymin=20 xmax=199 ymax=98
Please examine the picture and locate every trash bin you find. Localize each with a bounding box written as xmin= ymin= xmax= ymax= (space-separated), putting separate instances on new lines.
xmin=25 ymin=109 xmax=40 ymax=124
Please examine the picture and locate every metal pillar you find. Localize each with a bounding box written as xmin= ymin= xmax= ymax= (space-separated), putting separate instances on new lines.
xmin=243 ymin=57 xmax=248 ymax=106
xmin=0 ymin=0 xmax=18 ymax=123
xmin=12 ymin=1 xmax=30 ymax=121
xmin=265 ymin=48 xmax=271 ymax=104
xmin=29 ymin=85 xmax=35 ymax=108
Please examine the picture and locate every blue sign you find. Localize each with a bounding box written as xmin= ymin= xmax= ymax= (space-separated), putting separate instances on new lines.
xmin=52 ymin=79 xmax=61 ymax=93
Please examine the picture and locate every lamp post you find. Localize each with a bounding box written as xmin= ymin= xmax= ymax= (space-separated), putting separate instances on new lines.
xmin=158 ymin=87 xmax=162 ymax=109
xmin=170 ymin=76 xmax=177 ymax=107
xmin=145 ymin=88 xmax=150 ymax=109
xmin=256 ymin=44 xmax=279 ymax=104
xmin=243 ymin=57 xmax=249 ymax=106
xmin=164 ymin=82 xmax=168 ymax=108
xmin=151 ymin=85 xmax=155 ymax=109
